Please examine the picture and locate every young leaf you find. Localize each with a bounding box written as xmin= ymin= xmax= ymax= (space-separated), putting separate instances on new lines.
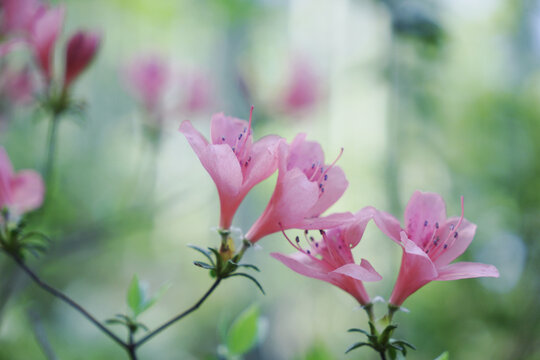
xmin=138 ymin=282 xmax=171 ymax=314
xmin=127 ymin=275 xmax=145 ymax=317
xmin=434 ymin=351 xmax=449 ymax=360
xmin=226 ymin=304 xmax=260 ymax=355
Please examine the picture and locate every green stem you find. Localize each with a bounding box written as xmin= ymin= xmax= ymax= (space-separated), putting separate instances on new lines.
xmin=363 ymin=303 xmax=375 ymax=323
xmin=44 ymin=111 xmax=61 ymax=181
xmin=379 ymin=350 xmax=387 ymax=360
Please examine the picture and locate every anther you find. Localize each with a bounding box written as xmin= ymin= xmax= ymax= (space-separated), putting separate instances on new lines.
xmin=295 ymin=236 xmax=300 ymax=243
xmin=435 ymin=222 xmax=439 ymax=229
xmin=309 ymin=236 xmax=314 ymax=242
xmin=444 ymin=244 xmax=448 ymax=249
xmin=238 ymin=133 xmax=243 ymax=140
xmin=324 ymin=174 xmax=328 ymax=181
xmin=450 ymin=224 xmax=455 ymax=230
xmin=424 ymin=220 xmax=428 ymax=226
xmin=454 ymin=232 xmax=458 ymax=238
xmin=306 ymin=250 xmax=311 ymax=255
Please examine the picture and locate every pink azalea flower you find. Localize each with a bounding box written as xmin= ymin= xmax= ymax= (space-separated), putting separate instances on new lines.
xmin=0 ymin=66 xmax=35 ymax=105
xmin=63 ymin=30 xmax=101 ymax=90
xmin=0 ymin=147 xmax=45 ymax=216
xmin=271 ymin=209 xmax=381 ymax=305
xmin=123 ymin=55 xmax=169 ymax=113
xmin=281 ymin=58 xmax=319 ymax=114
xmin=370 ymin=191 xmax=499 ymax=306
xmin=1 ymin=0 xmax=44 ymax=36
xmin=244 ymin=134 xmax=353 ymax=243
xmin=29 ymin=5 xmax=65 ymax=82
xmin=180 ymin=107 xmax=282 ymax=229
xmin=181 ymin=72 xmax=213 ymax=113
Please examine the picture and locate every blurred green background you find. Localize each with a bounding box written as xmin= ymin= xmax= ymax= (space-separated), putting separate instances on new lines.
xmin=1 ymin=0 xmax=539 ymax=359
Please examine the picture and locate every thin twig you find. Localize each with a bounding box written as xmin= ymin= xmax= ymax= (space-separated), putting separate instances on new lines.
xmin=9 ymin=254 xmax=127 ymax=348
xmin=135 ymin=277 xmax=222 ymax=348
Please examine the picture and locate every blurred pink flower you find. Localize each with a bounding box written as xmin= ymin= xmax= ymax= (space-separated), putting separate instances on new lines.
xmin=0 ymin=66 xmax=35 ymax=104
xmin=370 ymin=191 xmax=499 ymax=306
xmin=29 ymin=5 xmax=65 ymax=82
xmin=0 ymin=147 xmax=44 ymax=216
xmin=281 ymin=58 xmax=319 ymax=114
xmin=63 ymin=30 xmax=101 ymax=90
xmin=272 ymin=209 xmax=381 ymax=305
xmin=123 ymin=55 xmax=169 ymax=113
xmin=245 ymin=134 xmax=352 ymax=243
xmin=180 ymin=107 xmax=282 ymax=229
xmin=0 ymin=0 xmax=44 ymax=36
xmin=181 ymin=72 xmax=213 ymax=113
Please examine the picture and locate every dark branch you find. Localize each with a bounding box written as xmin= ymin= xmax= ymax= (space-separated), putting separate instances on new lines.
xmin=9 ymin=254 xmax=127 ymax=349
xmin=135 ymin=277 xmax=222 ymax=348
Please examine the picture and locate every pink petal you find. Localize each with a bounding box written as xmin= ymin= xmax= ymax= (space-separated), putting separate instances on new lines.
xmin=370 ymin=207 xmax=402 ymax=243
xmin=299 ymin=211 xmax=355 ymax=230
xmin=0 ymin=148 xmax=15 ymax=207
xmin=331 ymin=259 xmax=382 ymax=282
xmin=0 ymin=39 xmax=23 ymax=58
xmin=179 ymin=120 xmax=209 ymax=159
xmin=307 ymin=165 xmax=348 ymax=217
xmin=271 ymin=251 xmax=332 ymax=281
xmin=210 ymin=113 xmax=251 ymax=147
xmin=286 ymin=133 xmax=324 ymax=172
xmin=245 ymin=167 xmax=319 ymax=242
xmin=436 ymin=262 xmax=499 ymax=281
xmin=432 ymin=218 xmax=476 ymax=268
xmin=389 ymin=233 xmax=438 ymax=306
xmin=241 ymin=135 xmax=281 ymax=190
xmin=10 ymin=170 xmax=44 ymax=213
xmin=341 ymin=207 xmax=375 ymax=248
xmin=30 ymin=6 xmax=65 ymax=80
xmin=404 ymin=191 xmax=447 ymax=248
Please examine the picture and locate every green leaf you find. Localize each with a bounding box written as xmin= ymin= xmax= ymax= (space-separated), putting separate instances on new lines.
xmin=380 ymin=324 xmax=398 ymax=345
xmin=187 ymin=244 xmax=215 ymax=266
xmin=127 ymin=275 xmax=145 ymax=317
xmin=434 ymin=351 xmax=449 ymax=360
xmin=348 ymin=328 xmax=371 ymax=337
xmin=345 ymin=342 xmax=373 ymax=354
xmin=138 ymin=282 xmax=170 ymax=314
xmin=300 ymin=341 xmax=334 ymax=360
xmin=227 ymin=260 xmax=260 ymax=272
xmin=227 ymin=273 xmax=265 ymax=294
xmin=226 ymin=304 xmax=260 ymax=355
xmin=193 ymin=261 xmax=215 ymax=270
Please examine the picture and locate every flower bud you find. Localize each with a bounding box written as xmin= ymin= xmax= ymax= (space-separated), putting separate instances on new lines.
xmin=63 ymin=30 xmax=100 ymax=90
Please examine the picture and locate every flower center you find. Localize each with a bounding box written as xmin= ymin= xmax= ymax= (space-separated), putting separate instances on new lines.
xmin=421 ymin=197 xmax=465 ymax=261
xmin=306 ymin=147 xmax=343 ymax=196
xmin=218 ymin=106 xmax=254 ymax=169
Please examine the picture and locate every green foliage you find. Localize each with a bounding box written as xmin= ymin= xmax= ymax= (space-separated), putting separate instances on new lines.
xmin=301 ymin=342 xmax=335 ymax=360
xmin=127 ymin=275 xmax=169 ymax=318
xmin=225 ymin=304 xmax=260 ymax=356
xmin=434 ymin=351 xmax=449 ymax=360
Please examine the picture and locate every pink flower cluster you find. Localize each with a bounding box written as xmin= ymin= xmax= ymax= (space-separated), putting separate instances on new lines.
xmin=0 ymin=0 xmax=100 ymax=91
xmin=0 ymin=147 xmax=44 ymax=218
xmin=181 ymin=111 xmax=499 ymax=307
xmin=122 ymin=54 xmax=213 ymax=121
